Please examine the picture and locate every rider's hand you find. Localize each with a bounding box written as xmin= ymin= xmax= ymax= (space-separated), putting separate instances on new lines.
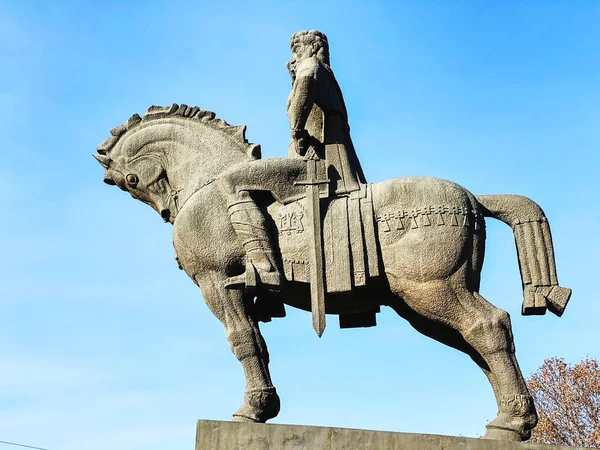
xmin=292 ymin=128 xmax=310 ymax=156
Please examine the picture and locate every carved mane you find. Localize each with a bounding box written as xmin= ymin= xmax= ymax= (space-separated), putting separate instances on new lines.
xmin=96 ymin=103 xmax=261 ymax=159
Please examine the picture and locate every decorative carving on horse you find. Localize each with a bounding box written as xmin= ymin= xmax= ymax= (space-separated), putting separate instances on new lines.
xmin=93 ymin=30 xmax=572 ymax=443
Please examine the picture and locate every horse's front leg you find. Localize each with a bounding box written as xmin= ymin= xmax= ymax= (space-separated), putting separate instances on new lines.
xmin=197 ymin=270 xmax=280 ymax=422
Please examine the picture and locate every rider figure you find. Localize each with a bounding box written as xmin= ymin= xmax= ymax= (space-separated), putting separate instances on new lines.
xmin=287 ymin=30 xmax=366 ymax=195
xmin=223 ymin=30 xmax=366 ymax=289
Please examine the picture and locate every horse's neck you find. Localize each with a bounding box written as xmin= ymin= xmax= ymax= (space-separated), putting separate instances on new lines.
xmin=164 ymin=138 xmax=251 ymax=210
xmin=173 ymin=182 xmax=240 ymax=271
xmin=167 ymin=152 xmax=214 ymax=207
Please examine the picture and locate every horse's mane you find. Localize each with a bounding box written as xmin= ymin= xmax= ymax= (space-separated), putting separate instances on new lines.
xmin=96 ymin=103 xmax=261 ymax=159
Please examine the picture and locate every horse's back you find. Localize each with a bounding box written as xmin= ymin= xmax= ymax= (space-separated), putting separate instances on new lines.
xmin=372 ymin=176 xmax=475 ymax=208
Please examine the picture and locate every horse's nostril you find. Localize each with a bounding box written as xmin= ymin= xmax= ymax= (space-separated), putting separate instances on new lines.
xmin=160 ymin=209 xmax=171 ymax=222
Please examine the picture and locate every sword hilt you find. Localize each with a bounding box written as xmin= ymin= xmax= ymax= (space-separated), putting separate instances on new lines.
xmin=294 ymin=179 xmax=329 ymax=186
xmin=294 ymin=146 xmax=329 ymax=187
xmin=303 ymin=146 xmax=320 ymax=161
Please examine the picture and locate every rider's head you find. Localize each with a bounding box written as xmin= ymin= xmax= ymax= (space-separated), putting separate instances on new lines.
xmin=290 ymin=30 xmax=330 ymax=66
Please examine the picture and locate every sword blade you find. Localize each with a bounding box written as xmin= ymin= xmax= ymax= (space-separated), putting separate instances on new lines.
xmin=306 ymin=158 xmax=326 ymax=337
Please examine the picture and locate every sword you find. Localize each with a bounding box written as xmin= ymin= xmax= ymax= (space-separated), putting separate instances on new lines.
xmin=295 ymin=146 xmax=328 ymax=337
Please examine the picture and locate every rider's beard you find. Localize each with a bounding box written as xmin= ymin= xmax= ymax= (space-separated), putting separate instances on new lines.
xmin=286 ymin=61 xmax=296 ymax=83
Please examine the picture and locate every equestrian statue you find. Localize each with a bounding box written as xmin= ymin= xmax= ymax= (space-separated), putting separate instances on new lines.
xmin=94 ymin=30 xmax=572 ymax=442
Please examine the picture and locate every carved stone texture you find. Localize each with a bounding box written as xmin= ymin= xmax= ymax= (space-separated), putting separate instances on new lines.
xmin=95 ymin=30 xmax=572 ymax=443
xmin=195 ymin=420 xmax=588 ymax=450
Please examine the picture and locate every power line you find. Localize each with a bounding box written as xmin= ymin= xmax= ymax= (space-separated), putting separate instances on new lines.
xmin=0 ymin=441 xmax=49 ymax=450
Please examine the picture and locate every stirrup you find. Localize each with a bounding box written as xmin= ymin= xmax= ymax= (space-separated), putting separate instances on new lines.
xmin=224 ymin=263 xmax=282 ymax=290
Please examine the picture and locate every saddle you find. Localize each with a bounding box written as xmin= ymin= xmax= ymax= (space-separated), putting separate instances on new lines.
xmin=267 ymin=184 xmax=380 ymax=293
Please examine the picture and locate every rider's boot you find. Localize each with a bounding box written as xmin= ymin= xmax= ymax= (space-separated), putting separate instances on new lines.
xmin=225 ymin=190 xmax=282 ymax=290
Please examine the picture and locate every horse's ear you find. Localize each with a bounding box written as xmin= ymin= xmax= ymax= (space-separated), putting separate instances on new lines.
xmin=93 ymin=153 xmax=111 ymax=169
xmin=248 ymin=144 xmax=261 ymax=159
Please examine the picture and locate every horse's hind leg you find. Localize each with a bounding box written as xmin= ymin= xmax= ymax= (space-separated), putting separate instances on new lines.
xmin=459 ymin=290 xmax=537 ymax=441
xmin=389 ymin=265 xmax=536 ymax=441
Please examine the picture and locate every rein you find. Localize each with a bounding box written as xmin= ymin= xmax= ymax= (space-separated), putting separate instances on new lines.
xmin=172 ymin=177 xmax=217 ymax=222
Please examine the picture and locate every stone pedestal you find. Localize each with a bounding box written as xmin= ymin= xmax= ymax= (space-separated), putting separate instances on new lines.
xmin=195 ymin=420 xmax=584 ymax=450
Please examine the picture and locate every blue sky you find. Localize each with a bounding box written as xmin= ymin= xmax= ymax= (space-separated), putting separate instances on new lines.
xmin=0 ymin=1 xmax=599 ymax=449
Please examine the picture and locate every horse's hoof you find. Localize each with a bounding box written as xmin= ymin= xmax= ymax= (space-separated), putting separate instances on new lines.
xmin=231 ymin=411 xmax=260 ymax=423
xmin=232 ymin=388 xmax=280 ymax=423
xmin=485 ymin=411 xmax=535 ymax=442
xmin=483 ymin=427 xmax=526 ymax=442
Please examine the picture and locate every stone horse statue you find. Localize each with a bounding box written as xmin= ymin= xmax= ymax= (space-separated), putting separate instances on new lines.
xmin=94 ymin=103 xmax=571 ymax=442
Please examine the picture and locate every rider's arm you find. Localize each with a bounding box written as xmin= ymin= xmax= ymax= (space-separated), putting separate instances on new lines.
xmin=288 ymin=57 xmax=318 ymax=139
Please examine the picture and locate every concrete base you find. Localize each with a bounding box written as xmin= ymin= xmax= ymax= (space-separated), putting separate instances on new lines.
xmin=195 ymin=420 xmax=584 ymax=450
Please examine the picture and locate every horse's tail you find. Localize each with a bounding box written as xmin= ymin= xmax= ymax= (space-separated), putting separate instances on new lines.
xmin=476 ymin=194 xmax=571 ymax=317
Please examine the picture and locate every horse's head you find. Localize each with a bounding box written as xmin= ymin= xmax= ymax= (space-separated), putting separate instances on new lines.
xmin=95 ymin=104 xmax=261 ymax=223
xmin=94 ymin=109 xmax=179 ymax=223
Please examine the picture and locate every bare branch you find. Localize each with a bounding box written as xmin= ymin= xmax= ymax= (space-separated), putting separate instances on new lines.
xmin=527 ymin=357 xmax=600 ymax=448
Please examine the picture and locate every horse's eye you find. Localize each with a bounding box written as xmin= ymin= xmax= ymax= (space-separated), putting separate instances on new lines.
xmin=126 ymin=173 xmax=139 ymax=188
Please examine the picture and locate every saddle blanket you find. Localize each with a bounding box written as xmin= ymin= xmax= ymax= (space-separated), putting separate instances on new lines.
xmin=268 ymin=184 xmax=380 ymax=293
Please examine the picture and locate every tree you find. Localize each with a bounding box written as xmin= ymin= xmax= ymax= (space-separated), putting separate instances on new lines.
xmin=526 ymin=357 xmax=600 ymax=447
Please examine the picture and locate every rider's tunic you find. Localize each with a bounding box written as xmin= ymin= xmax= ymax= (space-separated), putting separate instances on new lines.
xmin=287 ymin=56 xmax=366 ymax=195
